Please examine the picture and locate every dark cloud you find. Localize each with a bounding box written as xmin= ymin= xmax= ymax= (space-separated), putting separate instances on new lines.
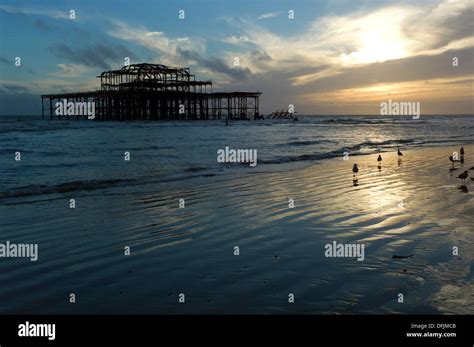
xmin=222 ymin=47 xmax=474 ymax=114
xmin=49 ymin=43 xmax=136 ymax=70
xmin=250 ymin=49 xmax=273 ymax=70
xmin=402 ymin=5 xmax=474 ymax=51
xmin=298 ymin=46 xmax=474 ymax=93
xmin=251 ymin=50 xmax=272 ymax=62
xmin=0 ymin=84 xmax=30 ymax=93
xmin=177 ymin=48 xmax=252 ymax=81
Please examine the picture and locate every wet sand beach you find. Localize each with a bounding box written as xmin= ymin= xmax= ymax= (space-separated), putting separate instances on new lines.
xmin=1 ymin=144 xmax=473 ymax=314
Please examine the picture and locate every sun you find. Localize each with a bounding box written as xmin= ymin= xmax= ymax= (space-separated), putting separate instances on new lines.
xmin=340 ymin=31 xmax=408 ymax=65
xmin=339 ymin=8 xmax=411 ymax=65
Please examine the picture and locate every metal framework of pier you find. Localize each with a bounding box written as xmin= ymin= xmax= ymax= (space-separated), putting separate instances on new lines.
xmin=41 ymin=63 xmax=261 ymax=120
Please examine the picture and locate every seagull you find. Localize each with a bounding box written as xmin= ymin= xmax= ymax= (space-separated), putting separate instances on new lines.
xmin=352 ymin=164 xmax=359 ymax=177
xmin=460 ymin=147 xmax=465 ymax=155
xmin=457 ymin=170 xmax=468 ymax=185
xmin=397 ymin=148 xmax=403 ymax=156
xmin=377 ymin=155 xmax=382 ymax=162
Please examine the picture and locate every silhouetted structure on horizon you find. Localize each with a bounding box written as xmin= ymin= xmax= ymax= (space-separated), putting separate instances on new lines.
xmin=41 ymin=63 xmax=261 ymax=120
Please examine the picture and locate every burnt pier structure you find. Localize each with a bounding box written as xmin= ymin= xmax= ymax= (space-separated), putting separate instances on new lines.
xmin=41 ymin=63 xmax=261 ymax=120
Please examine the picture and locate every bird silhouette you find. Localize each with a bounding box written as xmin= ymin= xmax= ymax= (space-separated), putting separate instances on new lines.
xmin=457 ymin=170 xmax=468 ymax=185
xmin=352 ymin=164 xmax=359 ymax=177
xmin=397 ymin=148 xmax=403 ymax=156
xmin=377 ymin=155 xmax=382 ymax=162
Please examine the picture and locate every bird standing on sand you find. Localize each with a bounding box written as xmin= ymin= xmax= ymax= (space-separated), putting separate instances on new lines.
xmin=397 ymin=148 xmax=403 ymax=156
xmin=460 ymin=147 xmax=465 ymax=164
xmin=352 ymin=164 xmax=359 ymax=177
xmin=377 ymin=155 xmax=382 ymax=162
xmin=458 ymin=171 xmax=468 ymax=185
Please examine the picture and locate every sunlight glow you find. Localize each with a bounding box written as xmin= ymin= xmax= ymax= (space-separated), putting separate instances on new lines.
xmin=339 ymin=8 xmax=410 ymax=65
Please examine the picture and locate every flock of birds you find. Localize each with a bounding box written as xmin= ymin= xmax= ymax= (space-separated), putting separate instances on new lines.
xmin=351 ymin=148 xmax=404 ymax=181
xmin=351 ymin=146 xmax=473 ymax=191
xmin=449 ymin=147 xmax=473 ymax=189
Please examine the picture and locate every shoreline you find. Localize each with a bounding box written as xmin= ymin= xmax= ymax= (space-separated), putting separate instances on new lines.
xmin=1 ymin=143 xmax=473 ymax=204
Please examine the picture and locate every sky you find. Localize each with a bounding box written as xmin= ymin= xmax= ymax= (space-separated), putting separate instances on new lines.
xmin=0 ymin=0 xmax=473 ymax=115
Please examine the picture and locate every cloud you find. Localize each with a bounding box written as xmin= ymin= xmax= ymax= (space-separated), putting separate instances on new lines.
xmin=250 ymin=49 xmax=272 ymax=63
xmin=0 ymin=75 xmax=96 ymax=116
xmin=99 ymin=0 xmax=472 ymax=112
xmin=53 ymin=64 xmax=93 ymax=77
xmin=224 ymin=0 xmax=473 ymax=83
xmin=257 ymin=11 xmax=281 ymax=20
xmin=0 ymin=5 xmax=69 ymax=19
xmin=401 ymin=0 xmax=474 ymax=51
xmin=0 ymin=78 xmax=97 ymax=95
xmin=106 ymin=20 xmax=206 ymax=65
xmin=296 ymin=47 xmax=474 ymax=95
xmin=0 ymin=80 xmax=33 ymax=94
xmin=178 ymin=48 xmax=251 ymax=81
xmin=223 ymin=35 xmax=250 ymax=45
xmin=49 ymin=42 xmax=136 ymax=70
xmin=106 ymin=20 xmax=251 ymax=81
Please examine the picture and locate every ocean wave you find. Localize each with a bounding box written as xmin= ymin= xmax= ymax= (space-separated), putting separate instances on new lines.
xmin=0 ymin=179 xmax=134 ymax=200
xmin=161 ymin=172 xmax=217 ymax=183
xmin=260 ymin=139 xmax=416 ymax=164
xmin=116 ymin=145 xmax=174 ymax=151
xmin=0 ymin=172 xmax=225 ymax=201
xmin=260 ymin=151 xmax=341 ymax=164
xmin=183 ymin=166 xmax=208 ymax=173
xmin=349 ymin=139 xmax=415 ymax=149
xmin=319 ymin=118 xmax=427 ymax=125
xmin=286 ymin=139 xmax=336 ymax=146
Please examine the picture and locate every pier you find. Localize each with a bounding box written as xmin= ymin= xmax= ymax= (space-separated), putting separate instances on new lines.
xmin=41 ymin=63 xmax=261 ymax=121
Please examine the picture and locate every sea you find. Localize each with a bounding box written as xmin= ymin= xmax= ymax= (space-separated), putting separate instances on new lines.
xmin=1 ymin=115 xmax=473 ymax=196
